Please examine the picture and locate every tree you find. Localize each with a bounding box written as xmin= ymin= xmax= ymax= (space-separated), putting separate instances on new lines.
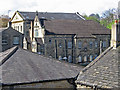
xmin=0 ymin=17 xmax=9 ymax=28
xmin=100 ymin=8 xmax=116 ymax=29
xmin=83 ymin=13 xmax=100 ymax=23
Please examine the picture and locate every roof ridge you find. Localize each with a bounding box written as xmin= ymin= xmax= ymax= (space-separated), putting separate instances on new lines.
xmin=81 ymin=46 xmax=113 ymax=73
xmin=0 ymin=46 xmax=18 ymax=66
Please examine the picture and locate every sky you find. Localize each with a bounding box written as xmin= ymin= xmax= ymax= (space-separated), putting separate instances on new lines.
xmin=0 ymin=0 xmax=119 ymax=17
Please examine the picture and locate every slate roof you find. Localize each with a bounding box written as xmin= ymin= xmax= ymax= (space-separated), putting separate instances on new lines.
xmin=17 ymin=11 xmax=84 ymax=20
xmin=44 ymin=20 xmax=111 ymax=37
xmin=76 ymin=46 xmax=120 ymax=89
xmin=0 ymin=46 xmax=84 ymax=85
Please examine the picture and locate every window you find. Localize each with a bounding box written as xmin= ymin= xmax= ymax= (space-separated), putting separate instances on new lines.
xmin=95 ymin=41 xmax=98 ymax=48
xmin=49 ymin=38 xmax=52 ymax=44
xmin=89 ymin=41 xmax=93 ymax=49
xmin=58 ymin=43 xmax=62 ymax=48
xmin=84 ymin=56 xmax=87 ymax=62
xmin=23 ymin=42 xmax=27 ymax=49
xmin=68 ymin=55 xmax=72 ymax=63
xmin=68 ymin=41 xmax=72 ymax=48
xmin=78 ymin=56 xmax=82 ymax=63
xmin=78 ymin=41 xmax=82 ymax=49
xmin=90 ymin=55 xmax=93 ymax=61
xmin=13 ymin=37 xmax=19 ymax=45
xmin=2 ymin=40 xmax=7 ymax=45
xmin=35 ymin=29 xmax=39 ymax=36
xmin=18 ymin=26 xmax=19 ymax=31
xmin=2 ymin=36 xmax=8 ymax=45
xmin=103 ymin=41 xmax=106 ymax=48
xmin=21 ymin=26 xmax=22 ymax=32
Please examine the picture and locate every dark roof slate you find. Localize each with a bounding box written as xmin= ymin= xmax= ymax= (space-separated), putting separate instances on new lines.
xmin=1 ymin=46 xmax=84 ymax=85
xmin=76 ymin=46 xmax=120 ymax=89
xmin=18 ymin=11 xmax=84 ymax=20
xmin=44 ymin=20 xmax=110 ymax=37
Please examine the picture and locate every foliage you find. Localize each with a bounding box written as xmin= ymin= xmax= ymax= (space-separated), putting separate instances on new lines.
xmin=0 ymin=18 xmax=9 ymax=28
xmin=100 ymin=8 xmax=116 ymax=29
xmin=83 ymin=8 xmax=117 ymax=29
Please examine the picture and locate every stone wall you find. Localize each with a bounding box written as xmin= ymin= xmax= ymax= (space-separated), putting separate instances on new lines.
xmin=1 ymin=28 xmax=23 ymax=52
xmin=43 ymin=34 xmax=110 ymax=64
xmin=44 ymin=35 xmax=74 ymax=63
xmin=75 ymin=35 xmax=110 ymax=64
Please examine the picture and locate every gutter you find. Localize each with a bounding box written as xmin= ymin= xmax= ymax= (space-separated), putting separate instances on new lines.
xmin=0 ymin=46 xmax=18 ymax=66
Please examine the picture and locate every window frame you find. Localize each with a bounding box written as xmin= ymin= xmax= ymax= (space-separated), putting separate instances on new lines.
xmin=35 ymin=29 xmax=39 ymax=37
xmin=68 ymin=41 xmax=72 ymax=49
xmin=102 ymin=41 xmax=107 ymax=48
xmin=13 ymin=36 xmax=19 ymax=45
xmin=78 ymin=41 xmax=82 ymax=49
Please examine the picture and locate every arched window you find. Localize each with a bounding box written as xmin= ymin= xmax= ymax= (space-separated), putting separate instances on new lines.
xmin=95 ymin=41 xmax=98 ymax=48
xmin=90 ymin=55 xmax=93 ymax=61
xmin=89 ymin=41 xmax=93 ymax=49
xmin=78 ymin=41 xmax=82 ymax=49
xmin=84 ymin=55 xmax=87 ymax=62
xmin=68 ymin=55 xmax=72 ymax=63
xmin=78 ymin=56 xmax=82 ymax=63
xmin=103 ymin=41 xmax=106 ymax=47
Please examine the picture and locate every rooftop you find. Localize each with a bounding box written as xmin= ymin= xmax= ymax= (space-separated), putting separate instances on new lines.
xmin=16 ymin=11 xmax=85 ymax=20
xmin=0 ymin=46 xmax=84 ymax=85
xmin=76 ymin=46 xmax=120 ymax=89
xmin=44 ymin=20 xmax=110 ymax=37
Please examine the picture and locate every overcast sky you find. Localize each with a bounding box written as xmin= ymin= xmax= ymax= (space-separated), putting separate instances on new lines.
xmin=0 ymin=0 xmax=119 ymax=17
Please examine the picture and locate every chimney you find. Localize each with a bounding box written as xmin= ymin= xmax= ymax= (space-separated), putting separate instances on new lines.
xmin=8 ymin=21 xmax=12 ymax=28
xmin=111 ymin=20 xmax=120 ymax=49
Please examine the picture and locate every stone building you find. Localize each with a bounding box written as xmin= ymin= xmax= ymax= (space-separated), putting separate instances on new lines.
xmin=10 ymin=11 xmax=85 ymax=36
xmin=75 ymin=20 xmax=120 ymax=90
xmin=10 ymin=11 xmax=111 ymax=65
xmin=0 ymin=27 xmax=24 ymax=52
xmin=0 ymin=46 xmax=83 ymax=89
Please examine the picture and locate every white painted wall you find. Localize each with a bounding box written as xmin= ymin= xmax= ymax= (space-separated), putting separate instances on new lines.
xmin=11 ymin=12 xmax=24 ymax=34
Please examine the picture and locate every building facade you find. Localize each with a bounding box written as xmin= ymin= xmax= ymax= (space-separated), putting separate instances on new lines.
xmin=1 ymin=46 xmax=83 ymax=89
xmin=11 ymin=11 xmax=111 ymax=65
xmin=75 ymin=20 xmax=120 ymax=90
xmin=0 ymin=27 xmax=24 ymax=52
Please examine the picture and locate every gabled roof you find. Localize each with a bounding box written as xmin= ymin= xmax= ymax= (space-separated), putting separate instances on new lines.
xmin=1 ymin=46 xmax=84 ymax=85
xmin=44 ymin=20 xmax=110 ymax=37
xmin=76 ymin=46 xmax=120 ymax=89
xmin=16 ymin=11 xmax=84 ymax=20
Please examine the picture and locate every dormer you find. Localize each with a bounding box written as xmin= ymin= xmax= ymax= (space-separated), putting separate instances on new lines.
xmin=34 ymin=11 xmax=45 ymax=38
xmin=111 ymin=20 xmax=120 ymax=49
